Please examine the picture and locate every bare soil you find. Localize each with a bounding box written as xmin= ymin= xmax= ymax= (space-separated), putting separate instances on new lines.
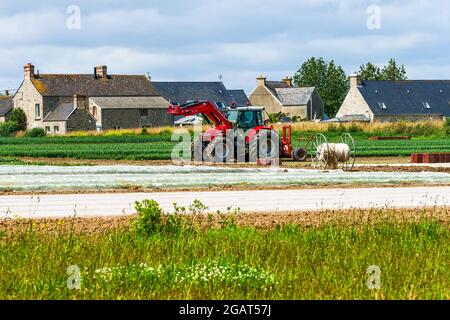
xmin=1 ymin=207 xmax=448 ymax=235
xmin=1 ymin=182 xmax=450 ymax=197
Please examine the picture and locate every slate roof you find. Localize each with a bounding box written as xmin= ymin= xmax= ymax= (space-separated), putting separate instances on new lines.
xmin=0 ymin=96 xmax=13 ymax=116
xmin=275 ymin=87 xmax=315 ymax=106
xmin=90 ymin=96 xmax=169 ymax=109
xmin=358 ymin=80 xmax=450 ymax=116
xmin=30 ymin=74 xmax=159 ymax=97
xmin=228 ymin=90 xmax=250 ymax=106
xmin=44 ymin=103 xmax=75 ymax=121
xmin=264 ymin=81 xmax=290 ymax=97
xmin=153 ymin=82 xmax=235 ymax=106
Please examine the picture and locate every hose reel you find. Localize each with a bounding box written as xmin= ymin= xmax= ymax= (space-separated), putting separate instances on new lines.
xmin=309 ymin=133 xmax=356 ymax=171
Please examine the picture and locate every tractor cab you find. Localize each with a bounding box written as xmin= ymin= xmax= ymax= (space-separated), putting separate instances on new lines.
xmin=226 ymin=106 xmax=266 ymax=130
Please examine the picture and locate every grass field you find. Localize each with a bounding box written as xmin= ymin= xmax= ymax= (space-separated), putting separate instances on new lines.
xmin=0 ymin=129 xmax=449 ymax=160
xmin=1 ymin=202 xmax=449 ymax=300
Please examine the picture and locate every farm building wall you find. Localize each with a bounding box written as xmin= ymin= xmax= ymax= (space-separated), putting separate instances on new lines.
xmin=249 ymin=86 xmax=283 ymax=115
xmin=336 ymin=83 xmax=374 ymax=121
xmin=43 ymin=121 xmax=67 ymax=134
xmin=308 ymin=90 xmax=325 ymax=120
xmin=13 ymin=80 xmax=44 ymax=129
xmin=100 ymin=108 xmax=172 ymax=130
xmin=281 ymin=105 xmax=307 ymax=119
xmin=66 ymin=109 xmax=96 ymax=132
xmin=372 ymin=114 xmax=445 ymax=122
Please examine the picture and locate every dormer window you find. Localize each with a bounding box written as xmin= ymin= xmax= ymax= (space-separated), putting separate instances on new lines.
xmin=378 ymin=102 xmax=387 ymax=110
xmin=422 ymin=102 xmax=431 ymax=109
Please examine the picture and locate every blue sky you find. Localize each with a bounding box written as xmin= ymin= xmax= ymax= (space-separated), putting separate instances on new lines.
xmin=0 ymin=0 xmax=449 ymax=93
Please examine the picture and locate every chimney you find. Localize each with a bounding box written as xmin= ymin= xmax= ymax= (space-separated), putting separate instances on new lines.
xmin=73 ymin=95 xmax=88 ymax=110
xmin=282 ymin=76 xmax=292 ymax=87
xmin=349 ymin=73 xmax=362 ymax=88
xmin=95 ymin=65 xmax=108 ymax=79
xmin=24 ymin=63 xmax=35 ymax=80
xmin=257 ymin=75 xmax=266 ymax=87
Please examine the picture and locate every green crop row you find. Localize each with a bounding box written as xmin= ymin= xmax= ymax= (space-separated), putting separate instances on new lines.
xmin=0 ymin=134 xmax=448 ymax=160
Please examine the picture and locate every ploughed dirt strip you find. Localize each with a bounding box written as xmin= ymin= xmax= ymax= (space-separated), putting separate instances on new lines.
xmin=1 ymin=207 xmax=448 ymax=235
xmin=2 ymin=182 xmax=450 ymax=197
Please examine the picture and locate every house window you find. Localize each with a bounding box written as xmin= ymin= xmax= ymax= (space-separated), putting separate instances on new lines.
xmin=422 ymin=102 xmax=431 ymax=109
xmin=140 ymin=109 xmax=148 ymax=117
xmin=92 ymin=106 xmax=97 ymax=117
xmin=54 ymin=126 xmax=59 ymax=133
xmin=378 ymin=102 xmax=387 ymax=110
xmin=45 ymin=126 xmax=50 ymax=133
xmin=35 ymin=104 xmax=41 ymax=119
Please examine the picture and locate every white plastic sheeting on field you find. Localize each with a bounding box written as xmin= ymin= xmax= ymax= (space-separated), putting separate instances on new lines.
xmin=0 ymin=165 xmax=449 ymax=191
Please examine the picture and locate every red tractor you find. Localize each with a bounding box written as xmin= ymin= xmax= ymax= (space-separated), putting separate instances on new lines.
xmin=167 ymin=100 xmax=298 ymax=163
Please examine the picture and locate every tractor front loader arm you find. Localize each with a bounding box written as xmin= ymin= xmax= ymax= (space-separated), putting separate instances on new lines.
xmin=167 ymin=100 xmax=232 ymax=128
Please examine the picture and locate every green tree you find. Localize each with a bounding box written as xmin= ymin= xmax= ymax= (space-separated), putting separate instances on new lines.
xmin=359 ymin=62 xmax=382 ymax=80
xmin=359 ymin=59 xmax=407 ymax=81
xmin=8 ymin=108 xmax=27 ymax=131
xmin=380 ymin=58 xmax=407 ymax=80
xmin=293 ymin=57 xmax=349 ymax=117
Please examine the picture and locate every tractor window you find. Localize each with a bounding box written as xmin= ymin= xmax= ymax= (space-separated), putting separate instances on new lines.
xmin=255 ymin=111 xmax=264 ymax=126
xmin=227 ymin=110 xmax=239 ymax=124
xmin=240 ymin=111 xmax=257 ymax=129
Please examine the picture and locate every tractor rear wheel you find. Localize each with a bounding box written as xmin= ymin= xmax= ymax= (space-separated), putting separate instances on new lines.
xmin=249 ymin=130 xmax=280 ymax=162
xmin=204 ymin=136 xmax=234 ymax=163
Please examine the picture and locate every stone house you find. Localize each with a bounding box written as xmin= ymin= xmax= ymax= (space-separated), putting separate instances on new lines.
xmin=248 ymin=76 xmax=324 ymax=120
xmin=336 ymin=74 xmax=450 ymax=122
xmin=152 ymin=81 xmax=250 ymax=110
xmin=13 ymin=63 xmax=172 ymax=133
xmin=0 ymin=95 xmax=13 ymax=123
xmin=42 ymin=95 xmax=96 ymax=134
